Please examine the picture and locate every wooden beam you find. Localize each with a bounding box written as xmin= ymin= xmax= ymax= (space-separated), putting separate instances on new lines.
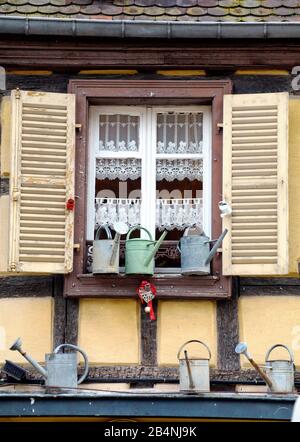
xmin=140 ymin=300 xmax=157 ymax=366
xmin=240 ymin=277 xmax=300 ymax=296
xmin=66 ymin=273 xmax=230 ymax=299
xmin=0 ymin=38 xmax=299 ymax=70
xmin=217 ymin=277 xmax=240 ymax=371
xmin=0 ymin=276 xmax=53 ymax=297
xmin=65 ymin=298 xmax=79 ymax=346
xmin=52 ymin=276 xmax=66 ymax=349
xmin=0 ymin=177 xmax=9 ymax=196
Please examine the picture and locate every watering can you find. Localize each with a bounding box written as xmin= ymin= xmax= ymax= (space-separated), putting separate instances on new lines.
xmin=125 ymin=226 xmax=167 ymax=275
xmin=177 ymin=340 xmax=211 ymax=393
xmin=92 ymin=223 xmax=128 ymax=274
xmin=178 ymin=227 xmax=228 ymax=275
xmin=10 ymin=338 xmax=89 ymax=389
xmin=235 ymin=342 xmax=295 ymax=394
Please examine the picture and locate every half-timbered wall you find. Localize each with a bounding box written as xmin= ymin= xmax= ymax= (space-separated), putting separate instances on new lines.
xmin=1 ymin=67 xmax=300 ymax=381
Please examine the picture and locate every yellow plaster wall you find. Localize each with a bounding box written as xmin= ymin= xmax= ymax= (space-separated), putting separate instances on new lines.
xmin=0 ymin=195 xmax=9 ymax=273
xmin=0 ymin=297 xmax=53 ymax=363
xmin=1 ymin=96 xmax=11 ymax=176
xmin=78 ymin=299 xmax=140 ymax=364
xmin=288 ymin=99 xmax=300 ymax=274
xmin=157 ymin=300 xmax=217 ymax=367
xmin=239 ymin=296 xmax=300 ymax=368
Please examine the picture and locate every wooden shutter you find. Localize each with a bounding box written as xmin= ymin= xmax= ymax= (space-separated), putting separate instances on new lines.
xmin=223 ymin=92 xmax=289 ymax=276
xmin=9 ymin=90 xmax=75 ymax=274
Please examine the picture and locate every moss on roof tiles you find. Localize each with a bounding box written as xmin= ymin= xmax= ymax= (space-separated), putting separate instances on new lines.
xmin=0 ymin=0 xmax=299 ymax=22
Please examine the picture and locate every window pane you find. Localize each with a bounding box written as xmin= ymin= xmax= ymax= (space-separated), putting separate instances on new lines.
xmin=96 ymin=158 xmax=142 ymax=181
xmin=98 ymin=114 xmax=140 ymax=153
xmin=157 ymin=112 xmax=203 ymax=154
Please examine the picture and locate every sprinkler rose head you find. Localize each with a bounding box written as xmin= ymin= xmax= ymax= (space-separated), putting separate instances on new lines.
xmin=235 ymin=342 xmax=248 ymax=355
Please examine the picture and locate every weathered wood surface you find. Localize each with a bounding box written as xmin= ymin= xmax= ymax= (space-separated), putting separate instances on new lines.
xmin=66 ymin=273 xmax=230 ymax=299
xmin=8 ymin=364 xmax=300 ymax=385
xmin=140 ymin=300 xmax=157 ymax=366
xmin=240 ymin=277 xmax=300 ymax=296
xmin=0 ymin=39 xmax=300 ymax=70
xmin=53 ymin=276 xmax=66 ymax=349
xmin=0 ymin=177 xmax=9 ymax=196
xmin=217 ymin=278 xmax=240 ymax=371
xmin=65 ymin=298 xmax=79 ymax=346
xmin=0 ymin=276 xmax=53 ymax=297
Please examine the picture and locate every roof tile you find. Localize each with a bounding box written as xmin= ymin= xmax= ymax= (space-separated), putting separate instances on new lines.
xmin=37 ymin=5 xmax=60 ymax=14
xmin=165 ymin=6 xmax=186 ymax=15
xmin=101 ymin=4 xmax=122 ymax=15
xmin=186 ymin=6 xmax=207 ymax=15
xmin=0 ymin=0 xmax=300 ymax=23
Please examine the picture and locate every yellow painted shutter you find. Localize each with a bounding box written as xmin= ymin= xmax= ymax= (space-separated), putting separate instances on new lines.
xmin=223 ymin=92 xmax=289 ymax=276
xmin=9 ymin=90 xmax=75 ymax=274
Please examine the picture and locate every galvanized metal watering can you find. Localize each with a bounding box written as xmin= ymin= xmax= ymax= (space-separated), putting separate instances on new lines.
xmin=125 ymin=226 xmax=167 ymax=275
xmin=10 ymin=338 xmax=89 ymax=388
xmin=178 ymin=227 xmax=228 ymax=275
xmin=235 ymin=342 xmax=295 ymax=394
xmin=92 ymin=223 xmax=128 ymax=274
xmin=177 ymin=340 xmax=211 ymax=393
xmin=265 ymin=344 xmax=295 ymax=394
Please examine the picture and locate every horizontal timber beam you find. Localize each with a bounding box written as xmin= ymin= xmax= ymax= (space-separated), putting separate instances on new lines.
xmin=0 ymin=39 xmax=299 ymax=70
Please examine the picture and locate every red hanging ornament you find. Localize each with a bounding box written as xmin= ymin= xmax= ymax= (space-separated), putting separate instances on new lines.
xmin=137 ymin=280 xmax=157 ymax=321
xmin=66 ymin=198 xmax=75 ymax=211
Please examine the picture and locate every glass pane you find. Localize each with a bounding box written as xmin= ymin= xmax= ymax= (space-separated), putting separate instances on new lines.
xmin=156 ymin=159 xmax=203 ymax=182
xmin=98 ymin=114 xmax=140 ymax=153
xmin=95 ymin=198 xmax=141 ymax=229
xmin=96 ymin=158 xmax=142 ymax=181
xmin=157 ymin=112 xmax=203 ymax=154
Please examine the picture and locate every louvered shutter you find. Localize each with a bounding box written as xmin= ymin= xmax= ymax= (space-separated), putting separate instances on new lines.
xmin=223 ymin=92 xmax=289 ymax=276
xmin=9 ymin=90 xmax=75 ymax=274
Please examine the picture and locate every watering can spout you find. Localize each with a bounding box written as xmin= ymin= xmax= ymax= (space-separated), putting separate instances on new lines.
xmin=204 ymin=229 xmax=228 ymax=266
xmin=9 ymin=337 xmax=48 ymax=379
xmin=235 ymin=342 xmax=274 ymax=390
xmin=144 ymin=230 xmax=168 ymax=267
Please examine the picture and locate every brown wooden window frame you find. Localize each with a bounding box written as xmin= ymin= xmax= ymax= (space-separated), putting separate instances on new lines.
xmin=64 ymin=79 xmax=232 ymax=299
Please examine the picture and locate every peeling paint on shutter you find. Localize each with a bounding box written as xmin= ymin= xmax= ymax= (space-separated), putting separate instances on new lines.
xmin=223 ymin=92 xmax=289 ymax=276
xmin=9 ymin=90 xmax=75 ymax=274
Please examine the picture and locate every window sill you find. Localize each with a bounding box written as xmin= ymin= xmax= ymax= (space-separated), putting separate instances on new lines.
xmin=64 ymin=273 xmax=231 ymax=299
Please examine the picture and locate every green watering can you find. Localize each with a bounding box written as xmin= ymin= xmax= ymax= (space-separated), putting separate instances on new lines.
xmin=125 ymin=226 xmax=167 ymax=275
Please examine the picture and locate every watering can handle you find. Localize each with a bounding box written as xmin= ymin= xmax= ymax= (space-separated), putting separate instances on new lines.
xmin=183 ymin=225 xmax=204 ymax=236
xmin=126 ymin=225 xmax=153 ymax=241
xmin=95 ymin=225 xmax=112 ymax=240
xmin=265 ymin=344 xmax=294 ymax=363
xmin=54 ymin=343 xmax=89 ymax=385
xmin=177 ymin=340 xmax=211 ymax=361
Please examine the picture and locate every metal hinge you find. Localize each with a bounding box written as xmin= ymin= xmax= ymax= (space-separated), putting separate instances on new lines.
xmin=75 ymin=124 xmax=82 ymax=131
xmin=15 ymin=88 xmax=21 ymax=99
xmin=217 ymin=123 xmax=223 ymax=129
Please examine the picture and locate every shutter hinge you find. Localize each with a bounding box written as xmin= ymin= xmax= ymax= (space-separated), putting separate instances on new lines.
xmin=15 ymin=88 xmax=21 ymax=99
xmin=12 ymin=189 xmax=19 ymax=201
xmin=75 ymin=124 xmax=82 ymax=131
xmin=73 ymin=243 xmax=80 ymax=251
xmin=217 ymin=123 xmax=223 ymax=129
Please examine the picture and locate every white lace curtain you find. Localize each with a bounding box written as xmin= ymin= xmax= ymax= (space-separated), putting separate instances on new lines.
xmin=157 ymin=112 xmax=203 ymax=154
xmin=95 ymin=112 xmax=203 ymax=182
xmin=96 ymin=158 xmax=203 ymax=182
xmin=97 ymin=114 xmax=139 ymax=153
xmin=95 ymin=198 xmax=203 ymax=231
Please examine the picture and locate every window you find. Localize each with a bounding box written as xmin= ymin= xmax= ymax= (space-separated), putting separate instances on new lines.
xmin=87 ymin=105 xmax=211 ymax=271
xmin=65 ymin=79 xmax=232 ymax=298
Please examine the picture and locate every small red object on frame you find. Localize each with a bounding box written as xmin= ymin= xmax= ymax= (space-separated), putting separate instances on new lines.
xmin=66 ymin=198 xmax=75 ymax=211
xmin=137 ymin=280 xmax=157 ymax=321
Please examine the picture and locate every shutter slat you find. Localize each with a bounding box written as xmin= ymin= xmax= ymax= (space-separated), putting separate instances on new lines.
xmin=223 ymin=92 xmax=288 ymax=276
xmin=9 ymin=90 xmax=75 ymax=274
